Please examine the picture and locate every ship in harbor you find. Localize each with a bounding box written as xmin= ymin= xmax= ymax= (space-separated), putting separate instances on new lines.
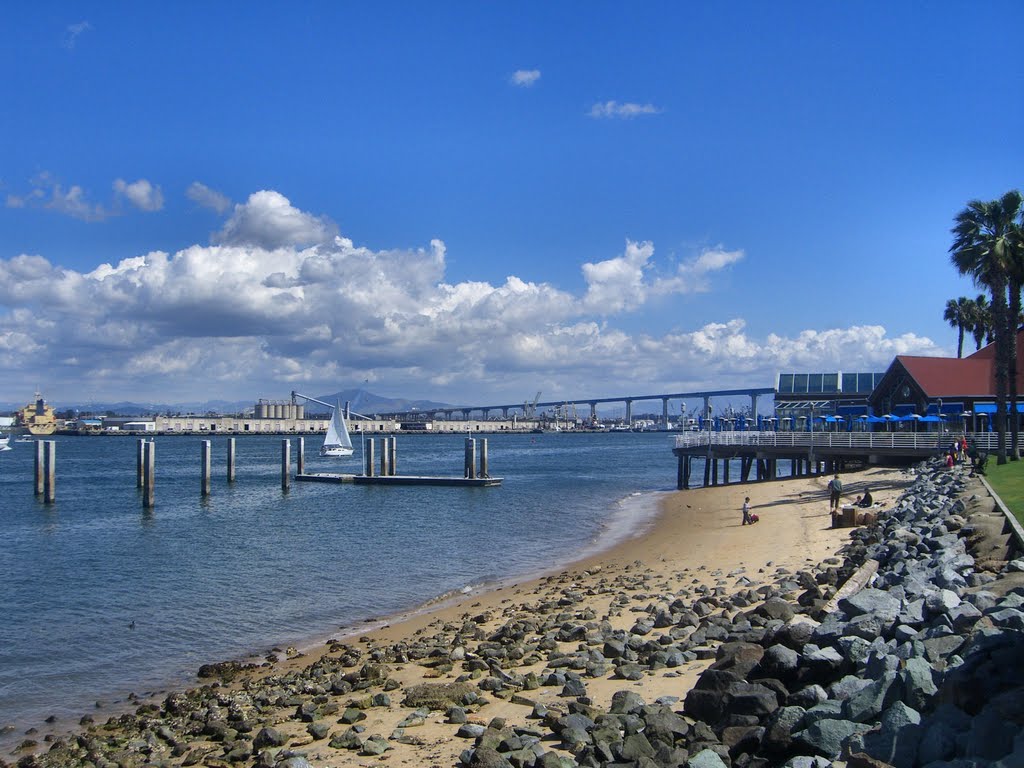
xmin=15 ymin=392 xmax=58 ymax=435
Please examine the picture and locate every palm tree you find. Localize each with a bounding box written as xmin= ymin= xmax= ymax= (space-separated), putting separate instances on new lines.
xmin=1005 ymin=205 xmax=1024 ymax=459
xmin=944 ymin=297 xmax=974 ymax=358
xmin=950 ymin=189 xmax=1024 ymax=465
xmin=968 ymin=293 xmax=992 ymax=351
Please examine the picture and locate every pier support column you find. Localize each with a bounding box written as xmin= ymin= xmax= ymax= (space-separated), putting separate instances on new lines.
xmin=464 ymin=438 xmax=476 ymax=479
xmin=227 ymin=438 xmax=236 ymax=482
xmin=137 ymin=438 xmax=145 ymax=488
xmin=201 ymin=440 xmax=211 ymax=497
xmin=389 ymin=437 xmax=397 ymax=476
xmin=380 ymin=437 xmax=390 ymax=476
xmin=364 ymin=438 xmax=375 ymax=477
xmin=712 ymin=457 xmax=719 ymax=486
xmin=281 ymin=440 xmax=290 ymax=491
xmin=589 ymin=402 xmax=598 ymax=422
xmin=479 ymin=438 xmax=489 ymax=478
xmin=35 ymin=440 xmax=45 ymax=496
xmin=297 ymin=437 xmax=305 ymax=476
xmin=43 ymin=440 xmax=56 ymax=504
xmin=723 ymin=458 xmax=730 ymax=485
xmin=143 ymin=441 xmax=155 ymax=509
xmin=703 ymin=456 xmax=711 ymax=487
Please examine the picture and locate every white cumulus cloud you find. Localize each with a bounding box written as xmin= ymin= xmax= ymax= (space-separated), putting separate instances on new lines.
xmin=511 ymin=69 xmax=541 ymax=87
xmin=113 ymin=178 xmax=164 ymax=212
xmin=214 ymin=190 xmax=337 ymax=249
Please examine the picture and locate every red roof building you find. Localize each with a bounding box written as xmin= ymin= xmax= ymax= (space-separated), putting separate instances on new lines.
xmin=868 ymin=329 xmax=1024 ymax=428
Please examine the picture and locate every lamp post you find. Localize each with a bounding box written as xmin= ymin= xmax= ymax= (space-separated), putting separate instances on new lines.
xmin=808 ymin=404 xmax=815 ymax=472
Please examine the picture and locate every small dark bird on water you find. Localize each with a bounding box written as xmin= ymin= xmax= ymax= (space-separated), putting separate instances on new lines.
xmin=128 ymin=621 xmax=135 ymax=630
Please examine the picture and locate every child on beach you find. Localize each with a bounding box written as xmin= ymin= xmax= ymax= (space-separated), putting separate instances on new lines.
xmin=742 ymin=497 xmax=752 ymax=525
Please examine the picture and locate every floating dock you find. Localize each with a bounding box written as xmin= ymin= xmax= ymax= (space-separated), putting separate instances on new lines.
xmin=296 ymin=472 xmax=501 ymax=487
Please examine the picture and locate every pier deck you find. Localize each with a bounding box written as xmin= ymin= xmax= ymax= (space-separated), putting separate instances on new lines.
xmin=296 ymin=472 xmax=502 ymax=487
xmin=672 ymin=431 xmax=995 ymax=489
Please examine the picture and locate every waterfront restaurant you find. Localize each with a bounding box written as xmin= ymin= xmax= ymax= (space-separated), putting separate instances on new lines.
xmin=773 ymin=371 xmax=885 ymax=430
xmin=867 ymin=328 xmax=1024 ymax=434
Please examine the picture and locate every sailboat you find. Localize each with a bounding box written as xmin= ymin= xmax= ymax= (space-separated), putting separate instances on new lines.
xmin=320 ymin=401 xmax=354 ymax=457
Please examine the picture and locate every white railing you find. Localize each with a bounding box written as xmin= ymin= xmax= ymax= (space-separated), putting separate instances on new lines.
xmin=673 ymin=431 xmax=1001 ymax=452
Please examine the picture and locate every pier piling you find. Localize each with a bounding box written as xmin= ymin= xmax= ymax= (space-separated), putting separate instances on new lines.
xmin=201 ymin=440 xmax=211 ymax=497
xmin=479 ymin=438 xmax=489 ymax=478
xmin=388 ymin=437 xmax=397 ymax=476
xmin=464 ymin=438 xmax=477 ymax=479
xmin=227 ymin=438 xmax=236 ymax=483
xmin=143 ymin=441 xmax=155 ymax=508
xmin=34 ymin=440 xmax=44 ymax=496
xmin=281 ymin=440 xmax=290 ymax=491
xmin=380 ymin=437 xmax=390 ymax=476
xmin=297 ymin=437 xmax=305 ymax=476
xmin=364 ymin=438 xmax=375 ymax=477
xmin=43 ymin=441 xmax=56 ymax=504
xmin=137 ymin=438 xmax=145 ymax=488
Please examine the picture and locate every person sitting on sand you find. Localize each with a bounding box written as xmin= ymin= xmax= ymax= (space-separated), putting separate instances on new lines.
xmin=741 ymin=496 xmax=752 ymax=525
xmin=855 ymin=488 xmax=873 ymax=507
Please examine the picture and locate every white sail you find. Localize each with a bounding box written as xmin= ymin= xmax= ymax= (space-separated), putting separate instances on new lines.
xmin=321 ymin=402 xmax=354 ymax=457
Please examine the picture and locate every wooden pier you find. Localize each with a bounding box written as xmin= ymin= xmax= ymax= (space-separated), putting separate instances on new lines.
xmin=672 ymin=431 xmax=992 ymax=489
xmin=295 ymin=473 xmax=502 ymax=487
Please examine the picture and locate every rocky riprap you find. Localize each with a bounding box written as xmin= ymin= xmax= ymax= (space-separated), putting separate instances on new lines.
xmin=10 ymin=460 xmax=1024 ymax=768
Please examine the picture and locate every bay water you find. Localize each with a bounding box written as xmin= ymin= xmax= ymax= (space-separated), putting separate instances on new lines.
xmin=0 ymin=431 xmax=685 ymax=747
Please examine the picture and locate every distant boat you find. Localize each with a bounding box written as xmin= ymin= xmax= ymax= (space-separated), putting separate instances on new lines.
xmin=320 ymin=401 xmax=354 ymax=457
xmin=16 ymin=435 xmax=34 ymax=443
xmin=0 ymin=434 xmax=10 ymax=452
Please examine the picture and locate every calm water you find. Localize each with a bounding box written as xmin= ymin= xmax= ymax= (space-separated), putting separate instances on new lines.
xmin=0 ymin=431 xmax=685 ymax=745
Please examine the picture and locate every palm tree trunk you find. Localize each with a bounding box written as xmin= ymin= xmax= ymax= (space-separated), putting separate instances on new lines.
xmin=957 ymin=324 xmax=965 ymax=358
xmin=993 ymin=279 xmax=1009 ymax=464
xmin=1009 ymin=279 xmax=1021 ymax=460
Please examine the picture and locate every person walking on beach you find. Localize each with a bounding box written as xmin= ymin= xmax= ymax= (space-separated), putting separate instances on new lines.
xmin=742 ymin=497 xmax=752 ymax=525
xmin=827 ymin=474 xmax=842 ymax=513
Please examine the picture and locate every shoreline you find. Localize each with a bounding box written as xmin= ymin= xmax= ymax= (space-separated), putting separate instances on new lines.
xmin=0 ymin=482 xmax=672 ymax=753
xmin=6 ymin=464 xmax=915 ymax=765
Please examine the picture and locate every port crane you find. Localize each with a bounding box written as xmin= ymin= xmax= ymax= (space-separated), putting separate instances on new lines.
xmin=523 ymin=391 xmax=541 ymax=419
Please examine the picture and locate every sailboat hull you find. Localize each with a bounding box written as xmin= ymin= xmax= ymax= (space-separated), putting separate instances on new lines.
xmin=320 ymin=445 xmax=354 ymax=457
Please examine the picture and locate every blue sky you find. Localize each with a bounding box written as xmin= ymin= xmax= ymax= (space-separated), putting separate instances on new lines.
xmin=1 ymin=3 xmax=1022 ymax=406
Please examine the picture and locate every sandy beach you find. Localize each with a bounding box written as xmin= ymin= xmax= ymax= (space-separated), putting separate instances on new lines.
xmin=18 ymin=465 xmax=914 ymax=767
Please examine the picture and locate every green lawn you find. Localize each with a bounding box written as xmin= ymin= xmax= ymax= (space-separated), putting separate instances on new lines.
xmin=984 ymin=459 xmax=1024 ymax=526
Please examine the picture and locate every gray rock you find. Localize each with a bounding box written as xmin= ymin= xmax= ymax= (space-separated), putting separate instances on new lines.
xmin=861 ymin=701 xmax=922 ymax=766
xmin=686 ymin=747 xmax=729 ymax=767
xmin=252 ymin=727 xmax=287 ymax=750
xmin=794 ymin=718 xmax=871 ymax=759
xmin=841 ymin=671 xmax=903 ymax=723
xmin=840 ymin=588 xmax=902 ymax=622
xmin=457 ymin=724 xmax=487 ymax=739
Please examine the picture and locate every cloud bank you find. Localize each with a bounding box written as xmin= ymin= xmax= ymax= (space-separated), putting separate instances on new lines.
xmin=0 ymin=190 xmax=940 ymax=402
